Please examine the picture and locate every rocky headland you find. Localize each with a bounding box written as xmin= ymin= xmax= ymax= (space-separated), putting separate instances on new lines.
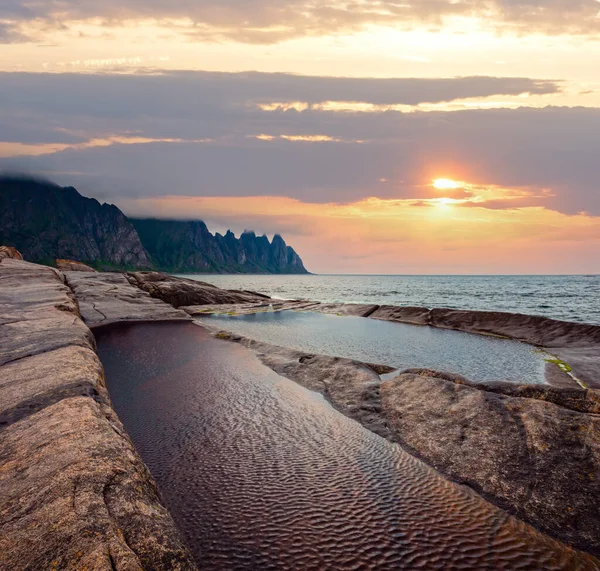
xmin=1 ymin=257 xmax=599 ymax=566
xmin=131 ymin=218 xmax=308 ymax=274
xmin=0 ymin=176 xmax=309 ymax=274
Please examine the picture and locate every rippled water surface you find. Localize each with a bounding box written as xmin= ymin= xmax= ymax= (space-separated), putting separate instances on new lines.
xmin=201 ymin=311 xmax=548 ymax=383
xmin=96 ymin=322 xmax=596 ymax=569
xmin=183 ymin=274 xmax=600 ymax=325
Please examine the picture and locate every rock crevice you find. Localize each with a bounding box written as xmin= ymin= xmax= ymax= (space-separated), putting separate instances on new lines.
xmin=0 ymin=257 xmax=196 ymax=570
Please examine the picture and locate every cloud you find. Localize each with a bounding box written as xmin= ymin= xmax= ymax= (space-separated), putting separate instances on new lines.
xmin=2 ymin=0 xmax=600 ymax=44
xmin=0 ymin=21 xmax=30 ymax=43
xmin=0 ymin=71 xmax=561 ymax=111
xmin=0 ymin=71 xmax=598 ymax=216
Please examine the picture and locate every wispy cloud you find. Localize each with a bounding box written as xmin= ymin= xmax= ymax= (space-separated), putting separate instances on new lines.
xmin=3 ymin=0 xmax=600 ymax=44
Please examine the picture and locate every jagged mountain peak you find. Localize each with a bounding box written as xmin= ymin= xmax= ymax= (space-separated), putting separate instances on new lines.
xmin=132 ymin=218 xmax=308 ymax=274
xmin=0 ymin=175 xmax=309 ymax=274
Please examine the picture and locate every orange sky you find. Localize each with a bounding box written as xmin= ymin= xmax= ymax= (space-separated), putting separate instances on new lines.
xmin=1 ymin=0 xmax=600 ymax=273
xmin=119 ymin=187 xmax=600 ymax=274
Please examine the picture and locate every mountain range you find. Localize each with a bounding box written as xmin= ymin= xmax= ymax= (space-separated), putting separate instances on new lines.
xmin=0 ymin=175 xmax=308 ymax=274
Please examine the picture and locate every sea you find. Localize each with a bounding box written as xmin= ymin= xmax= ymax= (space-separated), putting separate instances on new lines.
xmin=183 ymin=274 xmax=600 ymax=325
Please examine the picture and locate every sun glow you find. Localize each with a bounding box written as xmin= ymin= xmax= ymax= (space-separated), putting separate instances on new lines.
xmin=433 ymin=178 xmax=461 ymax=190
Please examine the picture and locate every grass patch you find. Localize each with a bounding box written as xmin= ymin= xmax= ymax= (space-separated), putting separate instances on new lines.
xmin=545 ymin=357 xmax=573 ymax=374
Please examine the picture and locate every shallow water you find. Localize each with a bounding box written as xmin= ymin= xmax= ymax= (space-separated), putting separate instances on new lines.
xmin=96 ymin=322 xmax=596 ymax=569
xmin=183 ymin=273 xmax=600 ymax=325
xmin=201 ymin=311 xmax=548 ymax=383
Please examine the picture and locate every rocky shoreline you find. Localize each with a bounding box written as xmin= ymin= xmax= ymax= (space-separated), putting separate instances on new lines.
xmin=0 ymin=258 xmax=196 ymax=570
xmin=1 ymin=261 xmax=599 ymax=567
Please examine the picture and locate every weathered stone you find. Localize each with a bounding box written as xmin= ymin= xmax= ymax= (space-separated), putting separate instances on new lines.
xmin=0 ymin=246 xmax=23 ymax=260
xmin=0 ymin=257 xmax=77 ymax=317
xmin=0 ymin=308 xmax=96 ymax=366
xmin=0 ymin=258 xmax=196 ymax=569
xmin=310 ymin=302 xmax=380 ymax=317
xmin=182 ymin=299 xmax=313 ymax=317
xmin=0 ymin=346 xmax=103 ymax=422
xmin=0 ymin=258 xmax=92 ymax=365
xmin=381 ymin=370 xmax=600 ymax=555
xmin=65 ymin=272 xmax=190 ymax=327
xmin=370 ymin=305 xmax=431 ymax=325
xmin=127 ymin=272 xmax=270 ymax=308
xmin=0 ymin=397 xmax=195 ymax=570
xmin=56 ymin=258 xmax=98 ymax=272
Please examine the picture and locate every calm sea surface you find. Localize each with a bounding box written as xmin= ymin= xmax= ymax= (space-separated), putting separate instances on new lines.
xmin=182 ymin=274 xmax=600 ymax=325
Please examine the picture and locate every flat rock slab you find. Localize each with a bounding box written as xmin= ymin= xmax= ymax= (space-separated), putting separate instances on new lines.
xmin=0 ymin=259 xmax=92 ymax=366
xmin=0 ymin=258 xmax=78 ymax=320
xmin=183 ymin=299 xmax=314 ymax=316
xmin=310 ymin=302 xmax=381 ymax=317
xmin=0 ymin=397 xmax=194 ymax=570
xmin=0 ymin=258 xmax=196 ymax=569
xmin=127 ymin=272 xmax=271 ymax=308
xmin=0 ymin=308 xmax=95 ymax=366
xmin=0 ymin=345 xmax=103 ymax=421
xmin=65 ymin=271 xmax=190 ymax=327
xmin=382 ymin=370 xmax=600 ymax=556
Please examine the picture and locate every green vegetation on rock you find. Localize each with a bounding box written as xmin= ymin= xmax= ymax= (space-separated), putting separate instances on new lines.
xmin=0 ymin=175 xmax=309 ymax=274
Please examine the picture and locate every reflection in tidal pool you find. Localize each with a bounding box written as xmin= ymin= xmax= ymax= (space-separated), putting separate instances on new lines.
xmin=201 ymin=310 xmax=549 ymax=383
xmin=96 ymin=322 xmax=595 ymax=569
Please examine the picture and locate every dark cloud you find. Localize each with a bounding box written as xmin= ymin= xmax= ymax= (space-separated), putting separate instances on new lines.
xmin=2 ymin=0 xmax=600 ymax=44
xmin=0 ymin=71 xmax=560 ymax=112
xmin=0 ymin=71 xmax=598 ymax=216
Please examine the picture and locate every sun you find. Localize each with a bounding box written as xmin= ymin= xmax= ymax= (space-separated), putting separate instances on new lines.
xmin=433 ymin=178 xmax=460 ymax=190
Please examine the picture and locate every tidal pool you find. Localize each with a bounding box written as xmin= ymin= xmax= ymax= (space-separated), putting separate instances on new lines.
xmin=95 ymin=322 xmax=594 ymax=569
xmin=201 ymin=310 xmax=549 ymax=383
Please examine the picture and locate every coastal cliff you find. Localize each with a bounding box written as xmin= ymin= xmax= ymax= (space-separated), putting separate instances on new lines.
xmin=131 ymin=219 xmax=308 ymax=274
xmin=0 ymin=175 xmax=309 ymax=274
xmin=0 ymin=176 xmax=151 ymax=270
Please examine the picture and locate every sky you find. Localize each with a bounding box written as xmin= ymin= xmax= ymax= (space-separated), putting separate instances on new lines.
xmin=1 ymin=1 xmax=600 ymax=274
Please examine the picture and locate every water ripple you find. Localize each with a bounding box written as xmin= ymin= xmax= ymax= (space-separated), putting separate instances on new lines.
xmin=96 ymin=322 xmax=598 ymax=570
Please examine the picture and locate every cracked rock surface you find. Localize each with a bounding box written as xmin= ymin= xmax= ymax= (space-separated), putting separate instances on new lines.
xmin=126 ymin=271 xmax=271 ymax=308
xmin=0 ymin=258 xmax=196 ymax=570
xmin=65 ymin=271 xmax=190 ymax=327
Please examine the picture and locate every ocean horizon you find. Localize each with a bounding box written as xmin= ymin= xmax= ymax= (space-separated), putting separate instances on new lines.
xmin=184 ymin=273 xmax=600 ymax=325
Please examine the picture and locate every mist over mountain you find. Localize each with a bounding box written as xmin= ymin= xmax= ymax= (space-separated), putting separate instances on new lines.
xmin=0 ymin=175 xmax=308 ymax=274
